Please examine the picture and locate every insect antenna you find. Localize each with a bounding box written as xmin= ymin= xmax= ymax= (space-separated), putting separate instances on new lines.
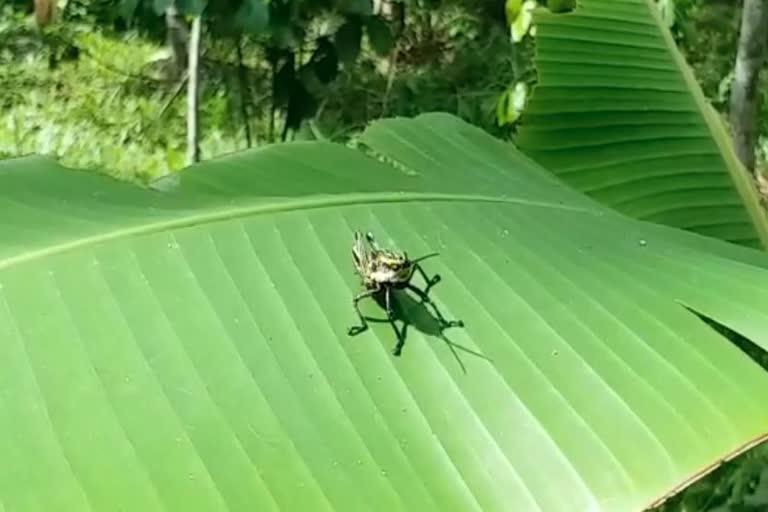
xmin=410 ymin=252 xmax=439 ymax=264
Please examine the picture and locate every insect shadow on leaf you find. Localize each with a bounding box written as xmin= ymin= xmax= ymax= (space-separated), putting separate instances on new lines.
xmin=364 ymin=290 xmax=489 ymax=373
xmin=347 ymin=231 xmax=487 ymax=371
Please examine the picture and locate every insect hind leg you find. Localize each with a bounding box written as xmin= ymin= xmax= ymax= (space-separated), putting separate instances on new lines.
xmin=406 ymin=283 xmax=464 ymax=329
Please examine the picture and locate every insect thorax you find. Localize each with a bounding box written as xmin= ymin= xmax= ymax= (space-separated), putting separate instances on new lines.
xmin=352 ymin=231 xmax=415 ymax=289
xmin=370 ymin=255 xmax=413 ymax=285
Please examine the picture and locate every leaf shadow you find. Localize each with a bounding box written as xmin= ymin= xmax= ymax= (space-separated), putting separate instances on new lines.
xmin=363 ymin=288 xmax=491 ymax=374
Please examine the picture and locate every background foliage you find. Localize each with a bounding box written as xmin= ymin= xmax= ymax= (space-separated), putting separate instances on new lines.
xmin=4 ymin=1 xmax=765 ymax=181
xmin=1 ymin=0 xmax=767 ymax=509
xmin=0 ymin=0 xmax=524 ymax=180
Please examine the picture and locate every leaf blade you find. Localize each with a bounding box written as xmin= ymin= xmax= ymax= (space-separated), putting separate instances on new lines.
xmin=516 ymin=0 xmax=768 ymax=248
xmin=1 ymin=114 xmax=768 ymax=512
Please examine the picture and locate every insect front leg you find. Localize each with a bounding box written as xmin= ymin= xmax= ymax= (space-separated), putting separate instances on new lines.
xmin=383 ymin=286 xmax=406 ymax=356
xmin=348 ymin=287 xmax=378 ymax=336
xmin=414 ymin=263 xmax=441 ymax=294
xmin=391 ymin=321 xmax=407 ymax=356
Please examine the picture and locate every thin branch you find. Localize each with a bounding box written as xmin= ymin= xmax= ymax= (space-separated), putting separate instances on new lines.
xmin=160 ymin=72 xmax=190 ymax=119
xmin=381 ymin=50 xmax=399 ymax=117
xmin=269 ymin=60 xmax=277 ymax=143
xmin=235 ymin=35 xmax=253 ymax=148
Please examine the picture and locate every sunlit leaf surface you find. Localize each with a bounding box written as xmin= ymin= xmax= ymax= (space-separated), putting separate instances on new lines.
xmin=516 ymin=0 xmax=768 ymax=249
xmin=1 ymin=114 xmax=767 ymax=511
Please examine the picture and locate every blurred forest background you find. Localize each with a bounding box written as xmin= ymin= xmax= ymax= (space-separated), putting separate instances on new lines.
xmin=1 ymin=0 xmax=768 ymax=510
xmin=4 ymin=0 xmax=766 ymax=187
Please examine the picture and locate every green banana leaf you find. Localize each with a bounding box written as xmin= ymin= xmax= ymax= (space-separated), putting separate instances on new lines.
xmin=515 ymin=0 xmax=768 ymax=249
xmin=1 ymin=113 xmax=768 ymax=512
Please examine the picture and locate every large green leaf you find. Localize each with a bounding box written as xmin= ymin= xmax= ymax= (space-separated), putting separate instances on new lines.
xmin=2 ymin=114 xmax=768 ymax=512
xmin=515 ymin=0 xmax=768 ymax=249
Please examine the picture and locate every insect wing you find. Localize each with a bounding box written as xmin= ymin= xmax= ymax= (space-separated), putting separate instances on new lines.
xmin=352 ymin=231 xmax=369 ymax=274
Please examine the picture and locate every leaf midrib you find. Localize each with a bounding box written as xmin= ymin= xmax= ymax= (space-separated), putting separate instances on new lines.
xmin=0 ymin=191 xmax=594 ymax=271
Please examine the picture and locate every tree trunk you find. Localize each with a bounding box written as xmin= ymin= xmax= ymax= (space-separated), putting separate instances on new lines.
xmin=33 ymin=0 xmax=56 ymax=26
xmin=165 ymin=5 xmax=189 ymax=80
xmin=730 ymin=0 xmax=768 ymax=174
xmin=187 ymin=16 xmax=202 ymax=165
